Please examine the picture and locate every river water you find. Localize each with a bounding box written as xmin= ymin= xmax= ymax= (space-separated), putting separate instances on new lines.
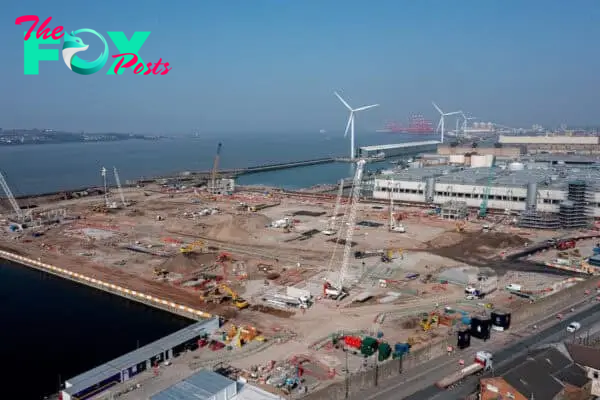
xmin=0 ymin=260 xmax=192 ymax=399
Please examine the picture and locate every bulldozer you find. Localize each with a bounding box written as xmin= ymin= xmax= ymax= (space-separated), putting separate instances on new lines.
xmin=180 ymin=240 xmax=205 ymax=255
xmin=218 ymin=283 xmax=249 ymax=309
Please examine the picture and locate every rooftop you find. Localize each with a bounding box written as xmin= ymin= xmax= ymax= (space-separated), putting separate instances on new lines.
xmin=151 ymin=370 xmax=235 ymax=400
xmin=359 ymin=140 xmax=439 ymax=151
xmin=376 ymin=165 xmax=600 ymax=189
xmin=150 ymin=370 xmax=283 ymax=400
xmin=565 ymin=342 xmax=600 ymax=370
xmin=64 ymin=318 xmax=219 ymax=396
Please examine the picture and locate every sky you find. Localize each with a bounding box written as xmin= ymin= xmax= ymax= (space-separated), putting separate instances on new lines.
xmin=1 ymin=0 xmax=600 ymax=134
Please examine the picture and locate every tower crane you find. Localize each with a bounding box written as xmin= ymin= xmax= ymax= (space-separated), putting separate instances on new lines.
xmin=323 ymin=179 xmax=344 ymax=235
xmin=0 ymin=171 xmax=24 ymax=222
xmin=324 ymin=160 xmax=366 ymax=298
xmin=210 ymin=142 xmax=222 ymax=194
xmin=113 ymin=167 xmax=127 ymax=207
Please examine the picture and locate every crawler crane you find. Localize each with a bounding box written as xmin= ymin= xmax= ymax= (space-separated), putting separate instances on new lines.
xmin=324 ymin=160 xmax=365 ymax=298
xmin=323 ymin=179 xmax=344 ymax=236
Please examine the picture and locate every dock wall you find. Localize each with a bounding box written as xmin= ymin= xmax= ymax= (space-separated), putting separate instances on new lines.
xmin=0 ymin=250 xmax=213 ymax=321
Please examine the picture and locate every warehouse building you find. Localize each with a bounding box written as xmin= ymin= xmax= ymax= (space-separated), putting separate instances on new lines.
xmin=358 ymin=140 xmax=439 ymax=158
xmin=60 ymin=318 xmax=220 ymax=400
xmin=371 ymin=165 xmax=600 ymax=226
xmin=150 ymin=369 xmax=284 ymax=400
xmin=499 ymin=135 xmax=600 ymax=155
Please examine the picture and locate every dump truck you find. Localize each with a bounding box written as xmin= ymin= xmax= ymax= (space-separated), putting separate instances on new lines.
xmin=435 ymin=351 xmax=493 ymax=389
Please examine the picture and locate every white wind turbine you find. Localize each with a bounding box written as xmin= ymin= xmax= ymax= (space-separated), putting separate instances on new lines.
xmin=335 ymin=91 xmax=379 ymax=159
xmin=461 ymin=112 xmax=477 ymax=134
xmin=432 ymin=102 xmax=462 ymax=144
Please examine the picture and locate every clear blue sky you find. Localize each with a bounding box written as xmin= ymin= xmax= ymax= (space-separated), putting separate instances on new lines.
xmin=2 ymin=0 xmax=599 ymax=134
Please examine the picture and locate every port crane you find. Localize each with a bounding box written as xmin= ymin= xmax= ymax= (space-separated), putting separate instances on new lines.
xmin=113 ymin=167 xmax=128 ymax=207
xmin=323 ymin=179 xmax=344 ymax=235
xmin=324 ymin=160 xmax=366 ymax=298
xmin=0 ymin=171 xmax=24 ymax=222
xmin=210 ymin=142 xmax=222 ymax=194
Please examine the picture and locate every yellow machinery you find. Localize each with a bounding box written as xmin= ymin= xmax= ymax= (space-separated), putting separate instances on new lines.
xmin=180 ymin=240 xmax=205 ymax=255
xmin=218 ymin=284 xmax=249 ymax=309
xmin=456 ymin=222 xmax=465 ymax=232
xmin=421 ymin=313 xmax=439 ymax=331
xmin=153 ymin=267 xmax=168 ymax=278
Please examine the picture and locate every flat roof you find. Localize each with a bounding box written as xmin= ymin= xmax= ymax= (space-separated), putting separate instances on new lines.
xmin=377 ymin=165 xmax=600 ymax=190
xmin=360 ymin=140 xmax=440 ymax=151
xmin=65 ymin=318 xmax=219 ymax=396
xmin=151 ymin=370 xmax=235 ymax=400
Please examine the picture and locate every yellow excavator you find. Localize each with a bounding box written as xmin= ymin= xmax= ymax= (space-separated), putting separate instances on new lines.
xmin=421 ymin=313 xmax=439 ymax=331
xmin=218 ymin=283 xmax=249 ymax=309
xmin=180 ymin=240 xmax=205 ymax=255
xmin=455 ymin=221 xmax=466 ymax=232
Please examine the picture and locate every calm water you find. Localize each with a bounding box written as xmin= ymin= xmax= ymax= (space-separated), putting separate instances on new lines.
xmin=0 ymin=132 xmax=436 ymax=195
xmin=0 ymin=260 xmax=192 ymax=399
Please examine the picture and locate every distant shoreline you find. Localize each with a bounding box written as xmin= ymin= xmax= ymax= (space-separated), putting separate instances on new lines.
xmin=0 ymin=135 xmax=163 ymax=146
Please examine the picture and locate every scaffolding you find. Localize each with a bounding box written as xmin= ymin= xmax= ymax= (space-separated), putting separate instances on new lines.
xmin=518 ymin=179 xmax=592 ymax=230
xmin=440 ymin=200 xmax=468 ymax=220
xmin=559 ymin=180 xmax=591 ymax=229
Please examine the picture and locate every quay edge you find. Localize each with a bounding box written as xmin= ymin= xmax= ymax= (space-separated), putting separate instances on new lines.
xmin=0 ymin=250 xmax=214 ymax=321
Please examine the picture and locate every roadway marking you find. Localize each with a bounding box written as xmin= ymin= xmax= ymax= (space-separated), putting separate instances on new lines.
xmin=361 ymin=295 xmax=597 ymax=400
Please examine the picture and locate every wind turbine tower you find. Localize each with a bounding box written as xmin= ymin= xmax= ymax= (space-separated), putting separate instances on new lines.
xmin=432 ymin=102 xmax=461 ymax=143
xmin=335 ymin=91 xmax=379 ymax=159
xmin=461 ymin=112 xmax=477 ymax=134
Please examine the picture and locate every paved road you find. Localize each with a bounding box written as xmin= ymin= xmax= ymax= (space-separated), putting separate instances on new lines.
xmin=351 ymin=299 xmax=600 ymax=400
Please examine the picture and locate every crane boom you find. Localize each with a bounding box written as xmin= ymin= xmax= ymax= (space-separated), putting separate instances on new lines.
xmin=328 ymin=179 xmax=345 ymax=231
xmin=113 ymin=167 xmax=126 ymax=206
xmin=211 ymin=142 xmax=222 ymax=193
xmin=336 ymin=159 xmax=366 ymax=289
xmin=0 ymin=171 xmax=24 ymax=221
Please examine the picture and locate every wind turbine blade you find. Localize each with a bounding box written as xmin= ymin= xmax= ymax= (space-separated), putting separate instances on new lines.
xmin=334 ymin=91 xmax=353 ymax=111
xmin=432 ymin=102 xmax=443 ymax=114
xmin=436 ymin=118 xmax=442 ymax=132
xmin=344 ymin=113 xmax=353 ymax=137
xmin=354 ymin=104 xmax=379 ymax=112
xmin=444 ymin=111 xmax=462 ymax=116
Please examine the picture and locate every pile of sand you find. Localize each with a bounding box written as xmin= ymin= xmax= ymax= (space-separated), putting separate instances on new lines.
xmin=160 ymin=252 xmax=217 ymax=273
xmin=426 ymin=231 xmax=464 ymax=248
xmin=208 ymin=214 xmax=271 ymax=242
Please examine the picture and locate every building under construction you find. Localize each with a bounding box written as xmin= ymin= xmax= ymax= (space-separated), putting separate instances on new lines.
xmin=440 ymin=200 xmax=468 ymax=220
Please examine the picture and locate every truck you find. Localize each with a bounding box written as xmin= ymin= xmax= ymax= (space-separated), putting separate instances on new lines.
xmin=354 ymin=250 xmax=385 ymax=259
xmin=435 ymin=351 xmax=493 ymax=389
xmin=323 ymin=282 xmax=347 ymax=299
xmin=264 ymin=294 xmax=311 ymax=309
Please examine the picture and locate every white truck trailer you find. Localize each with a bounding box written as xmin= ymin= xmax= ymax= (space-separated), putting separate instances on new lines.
xmin=435 ymin=351 xmax=493 ymax=389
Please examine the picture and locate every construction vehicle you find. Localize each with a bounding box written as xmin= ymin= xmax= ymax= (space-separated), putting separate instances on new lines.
xmin=456 ymin=221 xmax=465 ymax=232
xmin=218 ymin=283 xmax=249 ymax=309
xmin=435 ymin=351 xmax=493 ymax=389
xmin=180 ymin=240 xmax=205 ymax=255
xmin=153 ymin=267 xmax=169 ymax=278
xmin=420 ymin=313 xmax=439 ymax=331
xmin=556 ymin=239 xmax=576 ymax=250
xmin=323 ymin=281 xmax=346 ymax=299
xmin=322 ymin=179 xmax=344 ymax=235
xmin=388 ymin=183 xmax=406 ymax=232
xmin=324 ymin=159 xmax=366 ymax=299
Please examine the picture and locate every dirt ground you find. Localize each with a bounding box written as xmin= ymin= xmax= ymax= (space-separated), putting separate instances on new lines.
xmin=0 ymin=183 xmax=587 ymax=377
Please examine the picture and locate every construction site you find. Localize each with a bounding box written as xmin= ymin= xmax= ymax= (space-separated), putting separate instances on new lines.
xmin=1 ymin=152 xmax=600 ymax=398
